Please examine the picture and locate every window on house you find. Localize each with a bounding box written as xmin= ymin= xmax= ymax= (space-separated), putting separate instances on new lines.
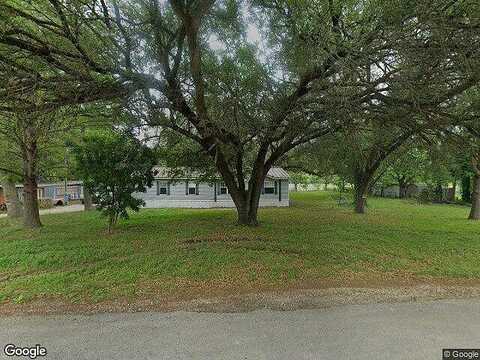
xmin=263 ymin=181 xmax=276 ymax=194
xmin=186 ymin=182 xmax=199 ymax=195
xmin=219 ymin=183 xmax=228 ymax=194
xmin=157 ymin=181 xmax=170 ymax=195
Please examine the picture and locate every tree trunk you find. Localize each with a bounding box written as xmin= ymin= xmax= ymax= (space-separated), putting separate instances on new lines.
xmin=462 ymin=176 xmax=472 ymax=202
xmin=83 ymin=186 xmax=93 ymax=211
xmin=469 ymin=174 xmax=480 ymax=220
xmin=354 ymin=173 xmax=372 ymax=214
xmin=236 ymin=203 xmax=260 ymax=226
xmin=236 ymin=201 xmax=258 ymax=226
xmin=354 ymin=188 xmax=368 ymax=214
xmin=3 ymin=179 xmax=23 ymax=219
xmin=108 ymin=216 xmax=115 ymax=234
xmin=398 ymin=178 xmax=407 ymax=199
xmin=434 ymin=183 xmax=443 ymax=203
xmin=234 ymin=186 xmax=262 ymax=226
xmin=228 ymin=170 xmax=264 ymax=226
xmin=23 ymin=174 xmax=41 ymax=228
xmin=22 ymin=127 xmax=42 ymax=228
xmin=469 ymin=155 xmax=480 ymax=220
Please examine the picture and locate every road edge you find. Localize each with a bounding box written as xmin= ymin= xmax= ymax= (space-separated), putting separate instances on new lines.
xmin=1 ymin=284 xmax=480 ymax=317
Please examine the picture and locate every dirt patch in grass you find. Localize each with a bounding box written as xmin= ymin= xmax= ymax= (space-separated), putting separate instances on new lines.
xmin=181 ymin=233 xmax=271 ymax=245
xmin=182 ymin=232 xmax=270 ymax=245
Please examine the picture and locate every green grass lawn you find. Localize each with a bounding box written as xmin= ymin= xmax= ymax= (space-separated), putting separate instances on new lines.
xmin=1 ymin=191 xmax=480 ymax=305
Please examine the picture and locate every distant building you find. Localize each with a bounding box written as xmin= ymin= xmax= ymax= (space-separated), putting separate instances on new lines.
xmin=372 ymin=184 xmax=427 ymax=198
xmin=0 ymin=181 xmax=84 ymax=206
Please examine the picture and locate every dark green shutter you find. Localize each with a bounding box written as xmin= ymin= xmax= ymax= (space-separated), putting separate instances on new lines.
xmin=196 ymin=183 xmax=199 ymax=195
xmin=274 ymin=181 xmax=278 ymax=194
xmin=185 ymin=181 xmax=188 ymax=195
xmin=167 ymin=182 xmax=170 ymax=196
xmin=279 ymin=180 xmax=282 ymax=201
xmin=156 ymin=181 xmax=160 ymax=196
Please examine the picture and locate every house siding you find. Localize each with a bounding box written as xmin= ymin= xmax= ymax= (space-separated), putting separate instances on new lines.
xmin=44 ymin=186 xmax=56 ymax=199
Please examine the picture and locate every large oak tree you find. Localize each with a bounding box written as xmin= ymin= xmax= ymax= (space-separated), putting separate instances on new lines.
xmin=1 ymin=0 xmax=479 ymax=224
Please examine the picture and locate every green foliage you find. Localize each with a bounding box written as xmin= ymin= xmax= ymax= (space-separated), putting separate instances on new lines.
xmin=379 ymin=147 xmax=428 ymax=188
xmin=289 ymin=172 xmax=309 ymax=185
xmin=68 ymin=130 xmax=157 ymax=232
xmin=155 ymin=130 xmax=218 ymax=181
xmin=0 ymin=107 xmax=83 ymax=183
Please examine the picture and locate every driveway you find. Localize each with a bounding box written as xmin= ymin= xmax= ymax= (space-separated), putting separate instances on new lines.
xmin=0 ymin=204 xmax=85 ymax=218
xmin=1 ymin=299 xmax=478 ymax=360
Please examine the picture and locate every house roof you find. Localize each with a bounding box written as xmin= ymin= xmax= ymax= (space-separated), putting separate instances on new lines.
xmin=267 ymin=167 xmax=289 ymax=179
xmin=153 ymin=166 xmax=289 ymax=180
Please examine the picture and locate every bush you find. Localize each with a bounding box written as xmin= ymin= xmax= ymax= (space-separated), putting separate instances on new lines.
xmin=38 ymin=199 xmax=54 ymax=209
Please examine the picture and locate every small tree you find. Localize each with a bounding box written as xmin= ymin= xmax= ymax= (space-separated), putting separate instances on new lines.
xmin=69 ymin=131 xmax=156 ymax=233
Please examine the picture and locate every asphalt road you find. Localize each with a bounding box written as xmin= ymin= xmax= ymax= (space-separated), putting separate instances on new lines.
xmin=1 ymin=299 xmax=478 ymax=360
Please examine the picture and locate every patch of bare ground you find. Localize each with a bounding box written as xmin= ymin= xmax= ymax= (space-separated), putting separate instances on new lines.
xmin=182 ymin=232 xmax=271 ymax=245
xmin=2 ymin=276 xmax=480 ymax=317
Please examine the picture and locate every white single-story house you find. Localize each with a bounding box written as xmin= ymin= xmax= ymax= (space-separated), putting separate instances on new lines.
xmin=135 ymin=167 xmax=289 ymax=208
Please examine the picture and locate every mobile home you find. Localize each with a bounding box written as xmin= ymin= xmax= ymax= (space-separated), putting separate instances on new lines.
xmin=136 ymin=167 xmax=289 ymax=208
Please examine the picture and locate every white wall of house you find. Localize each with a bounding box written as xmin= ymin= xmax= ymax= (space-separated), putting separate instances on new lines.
xmin=136 ymin=179 xmax=289 ymax=208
